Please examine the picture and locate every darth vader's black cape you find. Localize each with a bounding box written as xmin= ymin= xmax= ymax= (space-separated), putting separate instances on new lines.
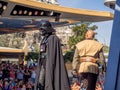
xmin=45 ymin=35 xmax=70 ymax=90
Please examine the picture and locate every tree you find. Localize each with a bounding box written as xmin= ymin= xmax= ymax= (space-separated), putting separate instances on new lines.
xmin=103 ymin=45 xmax=109 ymax=53
xmin=68 ymin=23 xmax=98 ymax=49
xmin=63 ymin=48 xmax=75 ymax=62
xmin=64 ymin=23 xmax=98 ymax=62
xmin=25 ymin=52 xmax=39 ymax=62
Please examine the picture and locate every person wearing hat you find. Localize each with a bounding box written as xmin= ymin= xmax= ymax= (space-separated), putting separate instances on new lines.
xmin=35 ymin=20 xmax=70 ymax=90
xmin=72 ymin=30 xmax=106 ymax=90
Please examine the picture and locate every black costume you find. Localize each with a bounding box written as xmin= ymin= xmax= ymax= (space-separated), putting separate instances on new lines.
xmin=36 ymin=20 xmax=70 ymax=90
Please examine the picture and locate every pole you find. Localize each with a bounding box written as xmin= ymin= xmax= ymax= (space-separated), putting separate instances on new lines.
xmin=104 ymin=0 xmax=120 ymax=89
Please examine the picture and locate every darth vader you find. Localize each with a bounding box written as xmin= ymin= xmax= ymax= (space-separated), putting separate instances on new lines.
xmin=35 ymin=20 xmax=70 ymax=90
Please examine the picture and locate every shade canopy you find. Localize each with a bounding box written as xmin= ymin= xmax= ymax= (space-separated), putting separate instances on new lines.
xmin=0 ymin=47 xmax=24 ymax=58
xmin=0 ymin=0 xmax=114 ymax=34
xmin=0 ymin=0 xmax=114 ymax=22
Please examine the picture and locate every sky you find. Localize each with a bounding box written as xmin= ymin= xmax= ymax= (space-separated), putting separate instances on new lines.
xmin=57 ymin=0 xmax=114 ymax=46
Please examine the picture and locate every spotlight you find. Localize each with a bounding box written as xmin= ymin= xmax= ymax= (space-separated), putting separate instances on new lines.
xmin=0 ymin=1 xmax=8 ymax=15
xmin=3 ymin=5 xmax=7 ymax=10
xmin=34 ymin=11 xmax=38 ymax=15
xmin=49 ymin=11 xmax=53 ymax=16
xmin=24 ymin=10 xmax=27 ymax=14
xmin=13 ymin=10 xmax=17 ymax=15
xmin=28 ymin=11 xmax=32 ymax=15
xmin=40 ymin=11 xmax=44 ymax=15
xmin=18 ymin=10 xmax=22 ymax=14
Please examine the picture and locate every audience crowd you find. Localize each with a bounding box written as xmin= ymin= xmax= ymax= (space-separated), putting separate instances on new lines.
xmin=0 ymin=61 xmax=104 ymax=90
xmin=0 ymin=61 xmax=37 ymax=90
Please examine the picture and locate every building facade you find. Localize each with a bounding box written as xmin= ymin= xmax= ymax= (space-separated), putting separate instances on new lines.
xmin=33 ymin=0 xmax=58 ymax=4
xmin=55 ymin=26 xmax=73 ymax=45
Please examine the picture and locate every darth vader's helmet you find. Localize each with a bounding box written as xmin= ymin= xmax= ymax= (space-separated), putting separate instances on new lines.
xmin=39 ymin=20 xmax=55 ymax=36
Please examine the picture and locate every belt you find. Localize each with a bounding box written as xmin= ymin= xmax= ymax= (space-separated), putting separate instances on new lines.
xmin=80 ymin=57 xmax=97 ymax=63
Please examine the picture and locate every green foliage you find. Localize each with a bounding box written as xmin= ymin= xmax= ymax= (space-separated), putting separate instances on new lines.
xmin=103 ymin=45 xmax=109 ymax=53
xmin=68 ymin=23 xmax=98 ymax=48
xmin=25 ymin=52 xmax=39 ymax=61
xmin=32 ymin=44 xmax=40 ymax=52
xmin=63 ymin=49 xmax=75 ymax=62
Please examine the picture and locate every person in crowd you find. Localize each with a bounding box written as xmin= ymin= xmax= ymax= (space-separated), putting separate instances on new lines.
xmin=23 ymin=69 xmax=31 ymax=84
xmin=2 ymin=65 xmax=10 ymax=80
xmin=9 ymin=68 xmax=15 ymax=80
xmin=21 ymin=83 xmax=26 ymax=90
xmin=3 ymin=80 xmax=10 ymax=90
xmin=31 ymin=67 xmax=36 ymax=85
xmin=72 ymin=30 xmax=106 ymax=90
xmin=0 ymin=68 xmax=3 ymax=80
xmin=16 ymin=67 xmax=24 ymax=82
xmin=26 ymin=78 xmax=32 ymax=90
xmin=0 ymin=79 xmax=3 ymax=90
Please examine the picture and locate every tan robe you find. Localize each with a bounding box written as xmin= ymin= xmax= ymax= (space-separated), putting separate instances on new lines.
xmin=72 ymin=39 xmax=104 ymax=74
